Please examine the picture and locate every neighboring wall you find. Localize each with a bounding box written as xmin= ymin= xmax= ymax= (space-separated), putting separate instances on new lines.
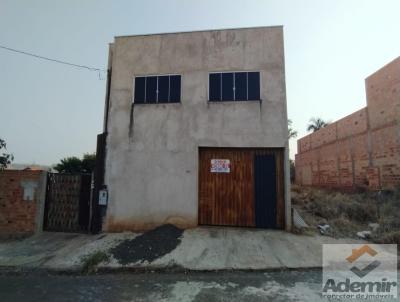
xmin=104 ymin=27 xmax=290 ymax=231
xmin=365 ymin=57 xmax=400 ymax=188
xmin=295 ymin=57 xmax=400 ymax=190
xmin=0 ymin=170 xmax=47 ymax=236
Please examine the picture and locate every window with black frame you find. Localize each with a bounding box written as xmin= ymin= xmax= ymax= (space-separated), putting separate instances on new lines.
xmin=134 ymin=75 xmax=181 ymax=104
xmin=209 ymin=72 xmax=260 ymax=102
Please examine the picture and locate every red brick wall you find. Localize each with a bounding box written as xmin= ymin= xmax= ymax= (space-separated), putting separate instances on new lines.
xmin=337 ymin=136 xmax=353 ymax=186
xmin=366 ymin=57 xmax=400 ymax=130
xmin=370 ymin=124 xmax=400 ymax=188
xmin=295 ymin=57 xmax=400 ymax=190
xmin=0 ymin=170 xmax=45 ymax=236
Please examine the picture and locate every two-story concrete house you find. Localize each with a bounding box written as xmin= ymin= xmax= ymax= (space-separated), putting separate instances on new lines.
xmin=101 ymin=26 xmax=291 ymax=232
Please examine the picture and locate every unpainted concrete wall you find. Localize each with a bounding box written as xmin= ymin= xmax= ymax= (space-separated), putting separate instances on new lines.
xmin=295 ymin=57 xmax=400 ymax=190
xmin=104 ymin=27 xmax=290 ymax=231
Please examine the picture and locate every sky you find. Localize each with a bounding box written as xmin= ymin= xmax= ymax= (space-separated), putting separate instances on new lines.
xmin=0 ymin=0 xmax=399 ymax=164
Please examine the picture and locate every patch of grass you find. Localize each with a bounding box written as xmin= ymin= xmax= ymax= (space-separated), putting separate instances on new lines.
xmin=290 ymin=226 xmax=315 ymax=236
xmin=293 ymin=186 xmax=400 ymax=241
xmin=378 ymin=216 xmax=400 ymax=233
xmin=302 ymin=190 xmax=378 ymax=223
xmin=328 ymin=217 xmax=364 ymax=238
xmin=340 ymin=201 xmax=377 ymax=223
xmin=81 ymin=251 xmax=110 ymax=274
xmin=373 ymin=231 xmax=400 ymax=244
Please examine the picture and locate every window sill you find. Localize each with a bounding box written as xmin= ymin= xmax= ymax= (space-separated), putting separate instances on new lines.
xmin=133 ymin=102 xmax=181 ymax=105
xmin=207 ymin=99 xmax=262 ymax=104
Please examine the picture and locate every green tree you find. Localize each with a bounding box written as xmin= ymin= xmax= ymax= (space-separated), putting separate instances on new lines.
xmin=288 ymin=119 xmax=298 ymax=139
xmin=54 ymin=153 xmax=96 ymax=174
xmin=307 ymin=117 xmax=329 ymax=133
xmin=54 ymin=156 xmax=83 ymax=173
xmin=0 ymin=138 xmax=13 ymax=170
xmin=81 ymin=153 xmax=96 ymax=173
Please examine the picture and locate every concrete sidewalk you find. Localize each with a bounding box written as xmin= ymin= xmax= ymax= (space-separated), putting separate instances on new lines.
xmin=0 ymin=226 xmax=363 ymax=273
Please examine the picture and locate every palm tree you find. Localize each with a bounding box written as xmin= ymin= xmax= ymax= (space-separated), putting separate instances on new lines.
xmin=288 ymin=119 xmax=298 ymax=139
xmin=307 ymin=117 xmax=329 ymax=133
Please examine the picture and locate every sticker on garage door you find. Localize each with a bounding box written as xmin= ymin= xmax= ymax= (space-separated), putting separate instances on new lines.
xmin=210 ymin=159 xmax=230 ymax=173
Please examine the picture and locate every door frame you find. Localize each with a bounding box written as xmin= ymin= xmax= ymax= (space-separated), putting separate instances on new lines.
xmin=198 ymin=147 xmax=285 ymax=229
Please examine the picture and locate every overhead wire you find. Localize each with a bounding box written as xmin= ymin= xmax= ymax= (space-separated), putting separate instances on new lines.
xmin=0 ymin=44 xmax=106 ymax=79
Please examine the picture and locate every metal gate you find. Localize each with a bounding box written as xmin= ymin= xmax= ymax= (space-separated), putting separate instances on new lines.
xmin=43 ymin=173 xmax=91 ymax=232
xmin=90 ymin=132 xmax=107 ymax=234
xmin=198 ymin=147 xmax=285 ymax=229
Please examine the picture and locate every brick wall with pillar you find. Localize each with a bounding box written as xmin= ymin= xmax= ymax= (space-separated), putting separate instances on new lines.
xmin=0 ymin=170 xmax=47 ymax=237
xmin=295 ymin=57 xmax=400 ymax=190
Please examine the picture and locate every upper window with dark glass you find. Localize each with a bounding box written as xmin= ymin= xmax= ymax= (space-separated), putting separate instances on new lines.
xmin=134 ymin=75 xmax=181 ymax=104
xmin=209 ymin=72 xmax=260 ymax=102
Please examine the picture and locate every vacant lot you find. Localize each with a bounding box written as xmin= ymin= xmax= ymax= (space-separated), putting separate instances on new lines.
xmin=291 ymin=185 xmax=400 ymax=244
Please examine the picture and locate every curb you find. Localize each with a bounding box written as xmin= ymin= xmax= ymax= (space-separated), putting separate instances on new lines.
xmin=0 ymin=265 xmax=323 ymax=276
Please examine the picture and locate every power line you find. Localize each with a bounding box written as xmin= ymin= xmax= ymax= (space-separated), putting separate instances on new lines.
xmin=0 ymin=44 xmax=105 ymax=73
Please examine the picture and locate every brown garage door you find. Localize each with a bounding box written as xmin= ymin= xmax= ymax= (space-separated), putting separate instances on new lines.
xmin=198 ymin=147 xmax=285 ymax=229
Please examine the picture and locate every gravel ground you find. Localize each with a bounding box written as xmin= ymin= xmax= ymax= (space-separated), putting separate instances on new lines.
xmin=109 ymin=224 xmax=184 ymax=265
